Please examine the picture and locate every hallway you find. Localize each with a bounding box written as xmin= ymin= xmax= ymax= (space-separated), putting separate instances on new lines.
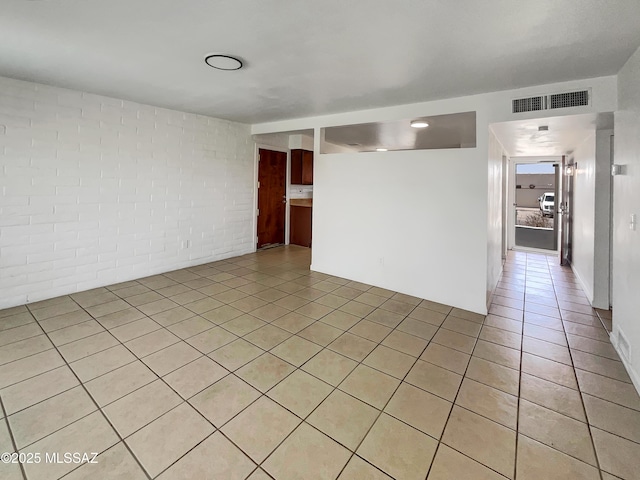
xmin=0 ymin=247 xmax=638 ymax=479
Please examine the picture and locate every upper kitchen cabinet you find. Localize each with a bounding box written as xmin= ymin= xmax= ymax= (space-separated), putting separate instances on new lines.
xmin=290 ymin=149 xmax=313 ymax=185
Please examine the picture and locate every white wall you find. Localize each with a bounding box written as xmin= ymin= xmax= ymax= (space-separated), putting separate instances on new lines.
xmin=612 ymin=45 xmax=640 ymax=391
xmin=487 ymin=128 xmax=505 ymax=304
xmin=571 ymin=133 xmax=597 ymax=301
xmin=0 ymin=76 xmax=255 ymax=309
xmin=312 ymin=148 xmax=488 ymax=313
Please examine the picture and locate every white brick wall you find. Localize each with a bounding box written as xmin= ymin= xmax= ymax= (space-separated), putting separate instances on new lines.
xmin=0 ymin=76 xmax=256 ymax=309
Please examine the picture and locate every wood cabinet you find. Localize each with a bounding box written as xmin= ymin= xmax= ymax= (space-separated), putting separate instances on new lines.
xmin=290 ymin=206 xmax=312 ymax=247
xmin=290 ymin=149 xmax=313 ymax=185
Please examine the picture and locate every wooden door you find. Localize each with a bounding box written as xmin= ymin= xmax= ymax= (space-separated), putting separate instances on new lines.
xmin=257 ymin=149 xmax=287 ymax=248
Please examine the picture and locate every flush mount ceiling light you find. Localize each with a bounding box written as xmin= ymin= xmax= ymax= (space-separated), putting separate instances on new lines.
xmin=204 ymin=54 xmax=243 ymax=71
xmin=376 ymin=148 xmax=388 ymax=152
xmin=410 ymin=120 xmax=429 ymax=128
xmin=538 ymin=125 xmax=549 ymax=131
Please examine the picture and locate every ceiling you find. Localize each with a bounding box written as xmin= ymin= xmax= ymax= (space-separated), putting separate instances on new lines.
xmin=2 ymin=1 xmax=640 ymax=124
xmin=323 ymin=112 xmax=476 ymax=152
xmin=491 ymin=112 xmax=614 ymax=157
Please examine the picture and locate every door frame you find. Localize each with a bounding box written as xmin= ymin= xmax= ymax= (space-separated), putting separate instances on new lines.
xmin=254 ymin=144 xmax=290 ymax=250
xmin=507 ymin=156 xmax=562 ymax=254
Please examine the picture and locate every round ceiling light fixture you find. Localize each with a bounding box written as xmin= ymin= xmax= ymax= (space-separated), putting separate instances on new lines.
xmin=376 ymin=148 xmax=388 ymax=152
xmin=205 ymin=54 xmax=243 ymax=71
xmin=410 ymin=120 xmax=429 ymax=128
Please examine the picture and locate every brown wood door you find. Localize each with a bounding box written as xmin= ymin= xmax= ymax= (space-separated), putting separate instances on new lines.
xmin=257 ymin=149 xmax=287 ymax=248
xmin=290 ymin=206 xmax=312 ymax=247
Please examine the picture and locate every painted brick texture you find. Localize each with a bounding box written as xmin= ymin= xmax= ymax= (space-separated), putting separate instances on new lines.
xmin=0 ymin=76 xmax=255 ymax=309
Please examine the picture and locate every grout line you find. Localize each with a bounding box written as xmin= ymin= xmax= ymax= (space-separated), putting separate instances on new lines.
xmin=0 ymin=395 xmax=28 ymax=480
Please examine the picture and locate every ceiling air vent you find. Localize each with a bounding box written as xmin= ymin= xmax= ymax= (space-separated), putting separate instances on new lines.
xmin=512 ymin=88 xmax=591 ymax=113
xmin=549 ymin=90 xmax=589 ymax=109
xmin=512 ymin=96 xmax=545 ymax=113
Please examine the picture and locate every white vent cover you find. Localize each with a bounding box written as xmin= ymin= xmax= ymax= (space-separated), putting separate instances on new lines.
xmin=512 ymin=89 xmax=590 ymax=113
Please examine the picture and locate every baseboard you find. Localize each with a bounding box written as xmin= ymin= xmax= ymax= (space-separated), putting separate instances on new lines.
xmin=570 ymin=264 xmax=594 ymax=304
xmin=610 ymin=331 xmax=640 ymax=396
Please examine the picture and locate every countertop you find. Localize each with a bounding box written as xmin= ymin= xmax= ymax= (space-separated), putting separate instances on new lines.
xmin=290 ymin=198 xmax=312 ymax=207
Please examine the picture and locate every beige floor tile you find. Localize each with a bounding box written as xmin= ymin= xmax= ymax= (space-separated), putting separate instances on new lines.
xmin=308 ymin=389 xmax=379 ymax=449
xmin=339 ymin=300 xmax=376 ymax=317
xmin=31 ymin=300 xmax=81 ymax=321
xmin=516 ymin=434 xmax=600 ymax=480
xmin=150 ymin=307 xmax=195 ymax=327
xmin=249 ymin=303 xmax=290 ymax=322
xmin=0 ymin=311 xmax=35 ymax=332
xmin=48 ymin=320 xmax=106 ymax=346
xmin=520 ymin=373 xmax=586 ymax=422
xmin=523 ymin=323 xmax=567 ymax=346
xmin=583 ymin=393 xmax=640 ymax=443
xmin=58 ymin=331 xmax=119 ymax=363
xmin=170 ymin=290 xmax=208 ymax=306
xmin=592 ymin=427 xmax=640 ymax=480
xmin=567 ymin=334 xmax=619 ymax=360
xmin=367 ymin=308 xmax=406 ymax=328
xmin=339 ymin=456 xmax=393 ymax=479
xmin=355 ymin=292 xmax=387 ymax=308
xmin=380 ymin=298 xmax=415 ymax=316
xmin=396 ymin=318 xmax=438 ymax=340
xmin=263 ymin=422 xmax=351 ymax=480
xmin=473 ymin=340 xmax=521 ymax=370
xmin=524 ymin=311 xmax=564 ymax=331
xmin=479 ymin=325 xmax=522 ymax=350
xmin=126 ymin=291 xmax=165 ymax=307
xmin=9 ymin=386 xmax=96 ymax=448
xmin=236 ymin=353 xmax=295 ymax=392
xmin=243 ymin=324 xmax=291 ymax=350
xmin=103 ymin=379 xmax=182 ymax=437
xmin=465 ymin=357 xmax=519 ymax=396
xmin=442 ymin=316 xmax=482 ymax=337
xmin=408 ymin=306 xmax=447 ymax=326
xmin=363 ymin=345 xmax=415 ymax=379
xmin=253 ymin=288 xmax=289 ymax=303
xmin=87 ymin=299 xmax=132 ymax=318
xmin=576 ymin=369 xmax=640 ymax=410
xmin=522 ymin=336 xmax=571 ymax=365
xmin=156 ymin=431 xmax=255 ymax=480
xmin=302 ymin=348 xmax=358 ymax=386
xmin=190 ymin=374 xmax=260 ymax=427
xmin=143 ymin=342 xmax=201 ymax=376
xmin=0 ymin=343 xmax=62 ymax=388
xmin=64 ymin=442 xmax=147 ymax=480
xmin=328 ymin=332 xmax=377 ymax=361
xmin=39 ymin=309 xmax=91 ymax=333
xmin=0 ymin=365 xmax=78 ymax=415
xmin=358 ymin=413 xmax=438 ymax=480
xmin=85 ymin=361 xmax=156 ymax=407
xmin=450 ymin=307 xmax=485 ymax=323
xmin=165 ymin=315 xmax=214 ymax=339
xmin=330 ymin=285 xmax=363 ymax=300
xmin=296 ymin=301 xmax=334 ymax=320
xmin=385 ymin=382 xmax=452 ymax=439
xmin=246 ymin=468 xmax=272 ymax=480
xmin=420 ymin=300 xmax=453 ymax=315
xmin=382 ymin=330 xmax=429 ymax=357
xmin=125 ymin=328 xmax=181 ymax=358
xmin=518 ymin=399 xmax=596 ymax=465
xmin=405 ymin=360 xmax=463 ymax=401
xmin=271 ymin=335 xmax=322 ymax=366
xmin=521 ymin=353 xmax=577 ymax=390
xmin=298 ymin=321 xmax=343 ymax=346
xmin=126 ymin=403 xmax=214 ymax=478
xmin=442 ymin=406 xmax=516 ymax=478
xmin=340 ymin=364 xmax=400 ymax=409
xmin=110 ymin=317 xmax=161 ymax=342
xmin=202 ymin=305 xmax=245 ymax=324
xmin=432 ymin=328 xmax=476 ymax=354
xmin=320 ymin=310 xmax=362 ymax=330
xmin=315 ymin=293 xmax=350 ymax=309
xmin=163 ymin=356 xmax=228 ymax=399
xmin=219 ymin=314 xmax=266 ymax=336
xmin=21 ymin=411 xmax=118 ymax=480
xmin=186 ymin=326 xmax=238 ymax=354
xmin=70 ymin=345 xmax=136 ymax=382
xmin=456 ymin=378 xmax=517 ymax=429
xmin=572 ymin=350 xmax=631 ymax=383
xmin=222 ymin=396 xmax=300 ymax=463
xmin=208 ymin=339 xmax=263 ymax=371
xmin=428 ymin=443 xmax=507 ymax=480
xmin=268 ymin=369 xmax=333 ymax=418
xmin=563 ymin=321 xmax=609 ymax=342
xmin=271 ymin=311 xmax=315 ymax=333
xmin=420 ymin=342 xmax=470 ymax=374
xmin=484 ymin=314 xmax=522 ymax=334
xmin=0 ymin=323 xmax=42 ymax=347
xmin=0 ymin=335 xmax=53 ymax=365
xmin=348 ymin=319 xmax=392 ymax=343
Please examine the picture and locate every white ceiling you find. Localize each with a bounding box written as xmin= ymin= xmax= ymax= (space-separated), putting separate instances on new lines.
xmin=2 ymin=0 xmax=640 ymax=124
xmin=491 ymin=112 xmax=614 ymax=157
xmin=323 ymin=112 xmax=476 ymax=152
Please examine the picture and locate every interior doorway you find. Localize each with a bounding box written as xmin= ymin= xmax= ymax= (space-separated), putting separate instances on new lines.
xmin=257 ymin=148 xmax=287 ymax=249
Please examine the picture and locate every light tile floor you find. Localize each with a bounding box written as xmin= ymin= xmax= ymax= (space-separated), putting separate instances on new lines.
xmin=0 ymin=246 xmax=639 ymax=479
